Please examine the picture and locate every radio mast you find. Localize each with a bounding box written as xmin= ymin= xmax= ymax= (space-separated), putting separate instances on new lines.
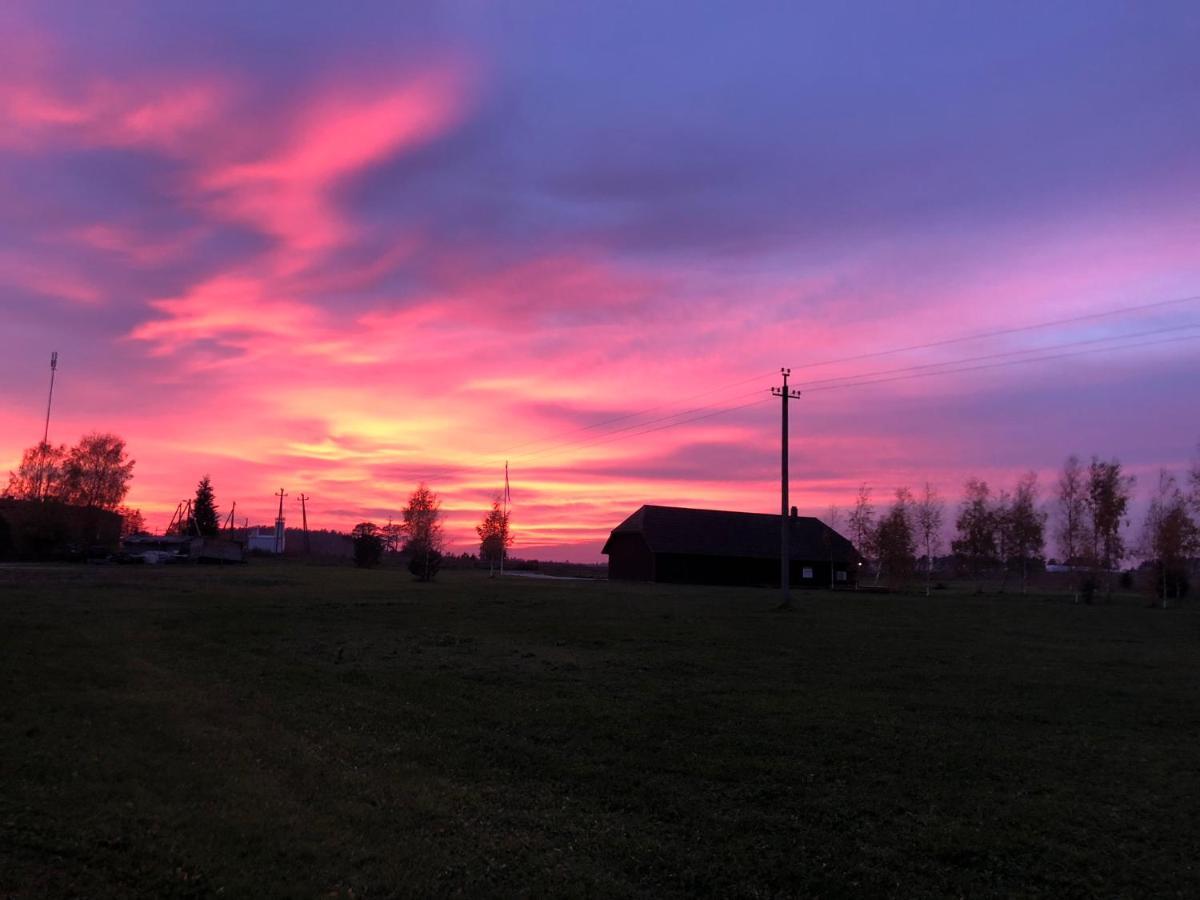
xmin=36 ymin=352 xmax=59 ymax=500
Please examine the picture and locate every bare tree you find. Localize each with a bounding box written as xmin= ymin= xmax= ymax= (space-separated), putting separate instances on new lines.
xmin=1086 ymin=456 xmax=1135 ymax=600
xmin=847 ymin=484 xmax=875 ymax=588
xmin=915 ymin=482 xmax=944 ymax=596
xmin=1055 ymin=454 xmax=1087 ymax=567
xmin=1190 ymin=442 xmax=1200 ymax=515
xmin=381 ymin=519 xmax=403 ymax=554
xmin=952 ymin=478 xmax=997 ymax=589
xmin=994 ymin=488 xmax=1014 ymax=591
xmin=1140 ymin=470 xmax=1198 ymax=607
xmin=1008 ymin=472 xmax=1047 ymax=594
xmin=116 ymin=506 xmax=146 ymax=537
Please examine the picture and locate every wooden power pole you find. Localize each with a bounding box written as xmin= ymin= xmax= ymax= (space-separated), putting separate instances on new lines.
xmin=297 ymin=493 xmax=311 ymax=556
xmin=274 ymin=488 xmax=287 ymax=554
xmin=772 ymin=368 xmax=801 ymax=608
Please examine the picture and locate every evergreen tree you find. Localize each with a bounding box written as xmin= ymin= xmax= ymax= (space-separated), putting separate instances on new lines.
xmin=191 ymin=475 xmax=220 ymax=536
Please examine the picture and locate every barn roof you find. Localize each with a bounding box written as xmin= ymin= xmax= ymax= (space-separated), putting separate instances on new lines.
xmin=602 ymin=505 xmax=857 ymax=562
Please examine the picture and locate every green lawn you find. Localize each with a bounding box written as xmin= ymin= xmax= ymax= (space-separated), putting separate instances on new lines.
xmin=1 ymin=563 xmax=1197 ymax=897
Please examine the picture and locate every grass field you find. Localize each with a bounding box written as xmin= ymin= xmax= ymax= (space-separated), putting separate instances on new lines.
xmin=1 ymin=563 xmax=1198 ymax=898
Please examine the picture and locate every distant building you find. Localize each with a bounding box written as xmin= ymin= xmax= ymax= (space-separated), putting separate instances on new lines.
xmin=122 ymin=533 xmax=245 ymax=563
xmin=603 ymin=505 xmax=858 ymax=587
xmin=0 ymin=499 xmax=122 ymax=559
xmin=246 ymin=525 xmax=284 ymax=554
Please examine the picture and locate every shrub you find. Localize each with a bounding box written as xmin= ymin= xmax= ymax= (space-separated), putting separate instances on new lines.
xmin=351 ymin=523 xmax=383 ymax=568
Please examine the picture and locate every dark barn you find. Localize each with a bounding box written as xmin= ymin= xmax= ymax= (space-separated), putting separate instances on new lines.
xmin=603 ymin=505 xmax=858 ymax=587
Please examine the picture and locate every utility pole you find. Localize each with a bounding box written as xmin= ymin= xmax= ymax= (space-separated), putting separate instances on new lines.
xmin=36 ymin=351 xmax=58 ymax=500
xmin=772 ymin=368 xmax=801 ymax=608
xmin=297 ymin=493 xmax=311 ymax=556
xmin=274 ymin=488 xmax=287 ymax=555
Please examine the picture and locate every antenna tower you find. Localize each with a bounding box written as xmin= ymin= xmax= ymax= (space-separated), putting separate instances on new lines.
xmin=35 ymin=352 xmax=59 ymax=500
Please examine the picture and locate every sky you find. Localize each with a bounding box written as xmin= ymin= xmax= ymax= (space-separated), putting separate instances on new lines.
xmin=1 ymin=1 xmax=1198 ymax=560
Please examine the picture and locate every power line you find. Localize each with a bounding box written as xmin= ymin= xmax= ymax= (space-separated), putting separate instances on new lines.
xmin=791 ymin=321 xmax=1200 ymax=390
xmin=490 ymin=294 xmax=1199 ymax=465
xmin=791 ymin=292 xmax=1200 ymax=372
xmin=801 ymin=331 xmax=1200 ymax=395
xmin=506 ymin=327 xmax=1198 ymax=467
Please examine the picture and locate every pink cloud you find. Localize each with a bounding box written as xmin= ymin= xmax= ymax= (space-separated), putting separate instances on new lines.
xmin=196 ymin=67 xmax=471 ymax=259
xmin=129 ymin=274 xmax=333 ymax=359
xmin=0 ymin=251 xmax=103 ymax=305
xmin=0 ymin=73 xmax=226 ymax=153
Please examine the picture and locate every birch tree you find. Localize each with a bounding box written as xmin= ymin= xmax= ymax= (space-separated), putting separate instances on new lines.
xmin=1086 ymin=457 xmax=1135 ymax=599
xmin=476 ymin=495 xmax=512 ymax=576
xmin=402 ymin=483 xmax=444 ymax=581
xmin=1140 ymin=470 xmax=1198 ymax=607
xmin=1007 ymin=472 xmax=1047 ymax=594
xmin=1055 ymin=454 xmax=1087 ymax=566
xmin=4 ymin=442 xmax=68 ymax=501
xmin=61 ymin=433 xmax=135 ymax=510
xmin=915 ymin=482 xmax=944 ymax=596
xmin=876 ymin=487 xmax=916 ymax=587
xmin=847 ymin=484 xmax=875 ymax=587
xmin=952 ymin=478 xmax=996 ymax=588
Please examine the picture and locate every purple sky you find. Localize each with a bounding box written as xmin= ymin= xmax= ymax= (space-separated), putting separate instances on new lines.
xmin=1 ymin=1 xmax=1198 ymax=558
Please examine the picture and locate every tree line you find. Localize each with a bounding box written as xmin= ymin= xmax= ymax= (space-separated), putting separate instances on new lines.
xmin=840 ymin=449 xmax=1200 ymax=604
xmin=5 ymin=434 xmax=135 ymax=510
xmin=351 ymin=484 xmax=512 ymax=581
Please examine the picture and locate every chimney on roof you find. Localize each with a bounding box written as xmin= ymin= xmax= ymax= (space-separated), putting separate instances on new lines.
xmin=790 ymin=505 xmax=798 ymax=518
